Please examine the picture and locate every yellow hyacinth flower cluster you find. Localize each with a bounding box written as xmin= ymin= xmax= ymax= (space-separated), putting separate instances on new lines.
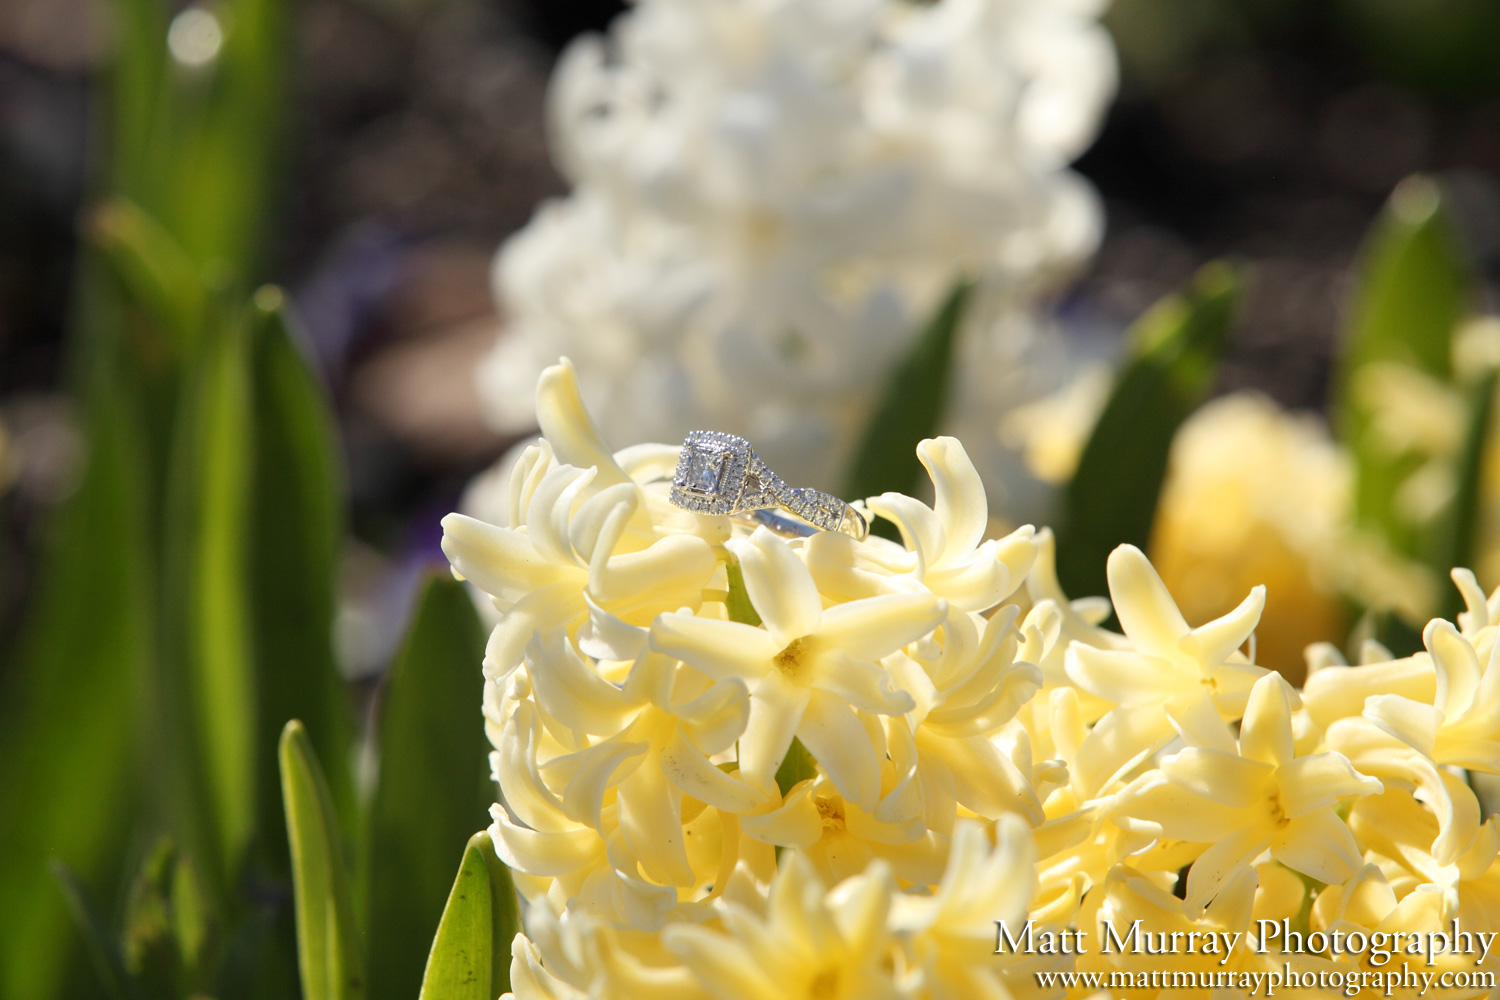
xmin=444 ymin=360 xmax=1500 ymax=999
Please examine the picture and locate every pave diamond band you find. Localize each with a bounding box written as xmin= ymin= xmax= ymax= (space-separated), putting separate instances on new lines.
xmin=669 ymin=431 xmax=869 ymax=541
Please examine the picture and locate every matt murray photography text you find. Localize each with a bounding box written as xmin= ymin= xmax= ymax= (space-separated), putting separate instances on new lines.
xmin=995 ymin=920 xmax=1499 ymax=967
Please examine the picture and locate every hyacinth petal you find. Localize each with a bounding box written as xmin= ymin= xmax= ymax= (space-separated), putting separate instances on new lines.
xmin=527 ymin=631 xmax=636 ymax=736
xmin=739 ymin=671 xmax=812 ymax=795
xmin=1178 ymin=585 xmax=1265 ymax=667
xmin=1424 ymin=763 xmax=1483 ymax=866
xmin=489 ymin=807 xmax=601 ymax=877
xmin=1364 ymin=694 xmax=1443 ymax=755
xmin=917 ymin=436 xmax=987 ymax=562
xmin=508 ymin=933 xmax=581 ymax=1000
xmin=831 ymin=861 xmax=895 ymax=951
xmin=527 ymin=463 xmax=596 ymax=566
xmin=1302 ymin=657 xmax=1434 ymax=728
xmin=727 ymin=527 xmax=823 ymax=647
xmin=1271 ymin=807 xmax=1362 ymax=885
xmin=1441 ymin=739 xmax=1500 ymax=773
xmin=675 ymin=679 xmax=752 ymax=754
xmin=612 ymin=441 xmax=683 ymax=482
xmin=937 ymin=817 xmax=1035 ymax=927
xmin=866 ymin=492 xmax=944 ymax=575
xmin=1184 ymin=825 xmax=1269 ymax=909
xmin=924 ymin=555 xmax=1011 ymax=613
xmin=662 ymin=926 xmax=781 ymax=1000
xmin=561 ymin=739 xmax=647 ymax=830
xmin=535 ymin=358 xmax=632 ymax=489
xmin=768 ymin=853 xmax=842 ymax=955
xmin=660 ymin=729 xmax=764 ymax=813
xmin=1239 ymin=672 xmax=1296 ymax=767
xmin=591 ymin=534 xmax=718 ymax=608
xmin=1106 ymin=543 xmax=1192 ymax=655
xmin=1159 ymin=748 xmax=1274 ymax=808
xmin=579 ymin=593 xmax=651 ymax=664
xmin=1425 ymin=618 xmax=1483 ymax=720
xmin=739 ymin=780 xmax=823 ymax=847
xmin=496 ymin=703 xmax=572 ymax=833
xmin=485 ymin=582 xmax=582 ymax=680
xmin=1277 ymin=752 xmax=1381 ymax=817
xmin=1167 ymin=691 xmax=1238 ymax=754
xmin=797 ymin=691 xmax=882 ymax=811
xmin=1073 ymin=703 xmax=1175 ymax=796
xmin=815 ymin=591 xmax=946 ymax=662
xmin=1128 ymin=776 xmax=1246 ymax=842
xmin=440 ymin=512 xmax=574 ymax=604
xmin=917 ymin=730 xmax=1043 ymax=824
xmin=1066 ymin=644 xmax=1178 ymax=706
xmin=650 ymin=614 xmax=779 ymax=681
xmin=506 ymin=439 xmax=551 ymax=530
xmin=993 ymin=526 xmax=1039 ymax=596
xmin=618 ymin=757 xmax=695 ymax=886
xmin=570 ymin=480 xmax=637 ymax=567
xmin=813 ymin=649 xmax=917 ymax=716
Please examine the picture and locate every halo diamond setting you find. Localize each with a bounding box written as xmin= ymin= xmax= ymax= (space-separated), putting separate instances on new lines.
xmin=669 ymin=431 xmax=867 ymax=539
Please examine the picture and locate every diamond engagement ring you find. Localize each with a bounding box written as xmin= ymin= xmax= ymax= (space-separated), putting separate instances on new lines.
xmin=668 ymin=431 xmax=869 ymax=541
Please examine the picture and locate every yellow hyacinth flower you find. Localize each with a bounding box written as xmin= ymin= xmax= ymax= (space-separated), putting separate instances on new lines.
xmin=1123 ymin=672 xmax=1382 ymax=907
xmin=442 ymin=358 xmax=1500 ymax=1000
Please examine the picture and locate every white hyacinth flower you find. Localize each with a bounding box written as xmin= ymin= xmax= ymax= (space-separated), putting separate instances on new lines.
xmin=475 ymin=0 xmax=1117 ymax=516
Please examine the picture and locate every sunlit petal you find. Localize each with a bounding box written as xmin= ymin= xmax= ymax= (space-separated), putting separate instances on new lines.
xmin=917 ymin=436 xmax=987 ymax=563
xmin=815 ymin=591 xmax=946 ymax=661
xmin=650 ymin=613 xmax=778 ymax=681
xmin=1106 ymin=543 xmax=1191 ymax=655
xmin=535 ymin=358 xmax=632 ymax=489
xmin=798 ymin=691 xmax=882 ymax=811
xmin=739 ymin=671 xmax=812 ymax=796
xmin=1272 ymin=807 xmax=1362 ymax=885
xmin=1277 ymin=752 xmax=1381 ymax=817
xmin=1239 ymin=672 xmax=1296 ymax=767
xmin=727 ymin=527 xmax=823 ymax=646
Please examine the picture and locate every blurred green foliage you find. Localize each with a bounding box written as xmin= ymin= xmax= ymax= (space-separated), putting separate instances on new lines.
xmin=845 ymin=280 xmax=972 ymax=511
xmin=365 ymin=577 xmax=492 ymax=1000
xmin=0 ymin=0 xmax=513 ymax=994
xmin=1056 ymin=262 xmax=1241 ymax=604
xmin=1335 ymin=176 xmax=1494 ymax=641
xmin=1336 ymin=177 xmax=1472 ymax=556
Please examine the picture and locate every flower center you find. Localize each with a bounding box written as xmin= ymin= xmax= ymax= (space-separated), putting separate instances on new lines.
xmin=808 ymin=967 xmax=840 ymax=999
xmin=775 ymin=638 xmax=810 ymax=681
xmin=814 ymin=796 xmax=846 ymax=832
xmin=1268 ymin=789 xmax=1289 ymax=828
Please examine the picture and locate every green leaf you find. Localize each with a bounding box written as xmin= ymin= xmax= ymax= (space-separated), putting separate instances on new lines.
xmin=0 ymin=288 xmax=153 ymax=999
xmin=158 ymin=312 xmax=257 ymax=892
xmin=247 ymin=287 xmax=353 ymax=877
xmin=1054 ymin=262 xmax=1241 ymax=602
xmin=418 ymin=832 xmax=520 ymax=1000
xmin=121 ymin=839 xmax=211 ymax=998
xmin=89 ymin=199 xmax=208 ymax=357
xmin=774 ymin=739 xmax=819 ymax=797
xmin=280 ymin=720 xmax=365 ymax=1000
xmin=50 ymin=862 xmax=136 ymax=1000
xmin=366 ymin=576 xmax=492 ymax=1000
xmin=1432 ymin=364 xmax=1499 ymax=619
xmin=160 ymin=0 xmax=288 ymax=279
xmin=845 ymin=281 xmax=972 ymax=505
xmin=1336 ymin=176 xmax=1474 ymax=558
